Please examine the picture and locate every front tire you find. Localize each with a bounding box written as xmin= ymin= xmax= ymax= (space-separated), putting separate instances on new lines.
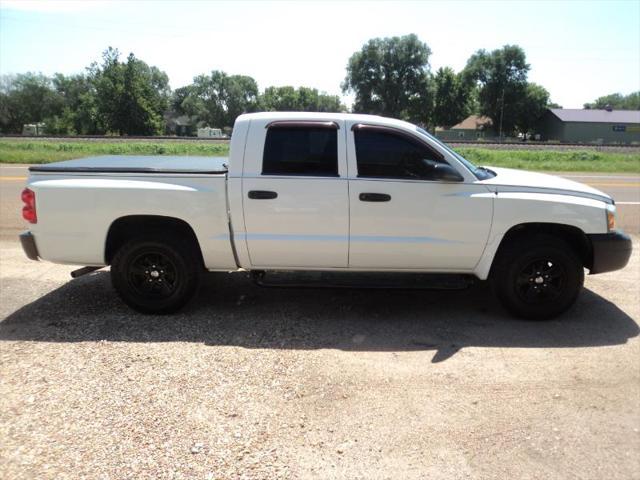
xmin=492 ymin=235 xmax=584 ymax=320
xmin=111 ymin=235 xmax=201 ymax=314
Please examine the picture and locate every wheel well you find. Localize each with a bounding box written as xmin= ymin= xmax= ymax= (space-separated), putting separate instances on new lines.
xmin=495 ymin=223 xmax=593 ymax=270
xmin=104 ymin=215 xmax=204 ymax=267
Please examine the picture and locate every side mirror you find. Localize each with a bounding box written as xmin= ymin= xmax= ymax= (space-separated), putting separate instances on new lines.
xmin=422 ymin=159 xmax=464 ymax=182
xmin=433 ymin=164 xmax=464 ymax=182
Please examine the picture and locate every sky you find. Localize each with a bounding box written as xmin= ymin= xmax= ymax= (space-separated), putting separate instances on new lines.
xmin=0 ymin=0 xmax=639 ymax=109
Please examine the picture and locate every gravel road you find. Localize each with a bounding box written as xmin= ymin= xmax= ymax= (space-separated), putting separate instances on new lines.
xmin=1 ymin=237 xmax=639 ymax=479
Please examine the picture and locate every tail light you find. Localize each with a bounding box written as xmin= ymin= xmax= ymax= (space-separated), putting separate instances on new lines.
xmin=21 ymin=188 xmax=37 ymax=224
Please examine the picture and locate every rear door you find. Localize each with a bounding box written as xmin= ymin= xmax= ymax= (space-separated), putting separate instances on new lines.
xmin=241 ymin=119 xmax=349 ymax=268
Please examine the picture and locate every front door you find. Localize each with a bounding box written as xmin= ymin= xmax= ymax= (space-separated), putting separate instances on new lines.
xmin=347 ymin=124 xmax=493 ymax=270
xmin=242 ymin=120 xmax=349 ymax=268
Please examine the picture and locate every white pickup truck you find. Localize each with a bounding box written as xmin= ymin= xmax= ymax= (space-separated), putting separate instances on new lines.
xmin=19 ymin=112 xmax=631 ymax=319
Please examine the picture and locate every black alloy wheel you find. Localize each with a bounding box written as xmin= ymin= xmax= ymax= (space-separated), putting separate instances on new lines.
xmin=515 ymin=258 xmax=567 ymax=305
xmin=111 ymin=236 xmax=201 ymax=314
xmin=128 ymin=251 xmax=179 ymax=299
xmin=492 ymin=234 xmax=584 ymax=320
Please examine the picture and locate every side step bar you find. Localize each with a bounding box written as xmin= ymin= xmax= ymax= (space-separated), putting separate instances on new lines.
xmin=250 ymin=270 xmax=474 ymax=290
xmin=71 ymin=266 xmax=102 ymax=278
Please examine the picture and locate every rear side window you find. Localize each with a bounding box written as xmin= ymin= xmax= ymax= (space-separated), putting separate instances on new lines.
xmin=354 ymin=129 xmax=445 ymax=180
xmin=263 ymin=127 xmax=338 ymax=176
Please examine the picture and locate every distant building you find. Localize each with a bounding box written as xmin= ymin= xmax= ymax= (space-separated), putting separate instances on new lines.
xmin=22 ymin=123 xmax=46 ymax=136
xmin=537 ymin=108 xmax=640 ymax=144
xmin=165 ymin=115 xmax=196 ymax=136
xmin=197 ymin=127 xmax=226 ymax=139
xmin=435 ymin=115 xmax=495 ymax=141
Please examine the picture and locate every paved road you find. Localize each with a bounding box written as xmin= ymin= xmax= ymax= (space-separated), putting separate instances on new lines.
xmin=1 ymin=165 xmax=638 ymax=238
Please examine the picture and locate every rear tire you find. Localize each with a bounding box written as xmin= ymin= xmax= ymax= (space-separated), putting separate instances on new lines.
xmin=491 ymin=235 xmax=584 ymax=320
xmin=111 ymin=235 xmax=201 ymax=314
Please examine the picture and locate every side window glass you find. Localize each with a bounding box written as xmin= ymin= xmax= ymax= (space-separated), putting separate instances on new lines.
xmin=263 ymin=127 xmax=338 ymax=176
xmin=354 ymin=129 xmax=445 ymax=180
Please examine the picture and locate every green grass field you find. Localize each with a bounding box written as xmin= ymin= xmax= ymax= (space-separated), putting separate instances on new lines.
xmin=0 ymin=139 xmax=638 ymax=173
xmin=456 ymin=148 xmax=640 ymax=173
xmin=0 ymin=139 xmax=229 ymax=164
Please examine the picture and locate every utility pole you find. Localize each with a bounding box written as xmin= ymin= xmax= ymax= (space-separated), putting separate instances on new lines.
xmin=498 ymin=88 xmax=505 ymax=142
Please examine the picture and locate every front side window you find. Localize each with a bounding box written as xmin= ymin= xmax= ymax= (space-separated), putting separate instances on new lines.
xmin=354 ymin=128 xmax=446 ymax=180
xmin=263 ymin=126 xmax=338 ymax=176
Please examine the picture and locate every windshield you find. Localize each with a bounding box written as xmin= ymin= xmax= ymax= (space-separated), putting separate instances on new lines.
xmin=415 ymin=127 xmax=495 ymax=180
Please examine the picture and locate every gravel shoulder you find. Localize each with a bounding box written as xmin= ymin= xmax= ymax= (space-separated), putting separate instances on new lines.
xmin=1 ymin=238 xmax=639 ymax=479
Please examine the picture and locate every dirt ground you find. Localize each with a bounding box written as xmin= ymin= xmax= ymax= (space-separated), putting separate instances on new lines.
xmin=1 ymin=237 xmax=639 ymax=480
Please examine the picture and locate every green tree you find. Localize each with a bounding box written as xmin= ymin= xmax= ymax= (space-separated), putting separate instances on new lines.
xmin=342 ymin=34 xmax=433 ymax=124
xmin=584 ymin=91 xmax=640 ymax=110
xmin=432 ymin=67 xmax=473 ymax=128
xmin=316 ymin=92 xmax=344 ymax=112
xmin=258 ymin=86 xmax=344 ymax=112
xmin=463 ymin=45 xmax=530 ymax=136
xmin=174 ymin=71 xmax=259 ymax=128
xmin=45 ymin=73 xmax=100 ymax=134
xmin=0 ymin=73 xmax=64 ymax=133
xmin=260 ymin=86 xmax=299 ymax=111
xmin=224 ymin=75 xmax=260 ymax=122
xmin=90 ymin=47 xmax=170 ymax=135
xmin=296 ymin=87 xmax=319 ymax=111
xmin=513 ymin=83 xmax=551 ymax=136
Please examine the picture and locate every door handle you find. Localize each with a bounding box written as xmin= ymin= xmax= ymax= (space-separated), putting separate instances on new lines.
xmin=248 ymin=190 xmax=278 ymax=200
xmin=359 ymin=193 xmax=391 ymax=202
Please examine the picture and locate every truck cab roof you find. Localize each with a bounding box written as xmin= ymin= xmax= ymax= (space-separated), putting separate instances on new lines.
xmin=236 ymin=111 xmax=420 ymax=131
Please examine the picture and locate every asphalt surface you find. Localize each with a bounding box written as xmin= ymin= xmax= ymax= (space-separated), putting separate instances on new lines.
xmin=1 ymin=165 xmax=638 ymax=238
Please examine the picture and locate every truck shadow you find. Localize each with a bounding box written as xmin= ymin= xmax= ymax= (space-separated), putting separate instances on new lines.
xmin=0 ymin=271 xmax=638 ymax=363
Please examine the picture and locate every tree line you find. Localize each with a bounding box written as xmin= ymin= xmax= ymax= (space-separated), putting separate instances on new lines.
xmin=1 ymin=35 xmax=637 ymax=136
xmin=0 ymin=47 xmax=344 ymax=136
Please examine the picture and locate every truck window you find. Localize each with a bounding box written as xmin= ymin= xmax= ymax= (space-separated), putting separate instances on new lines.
xmin=263 ymin=127 xmax=338 ymax=176
xmin=354 ymin=129 xmax=445 ymax=180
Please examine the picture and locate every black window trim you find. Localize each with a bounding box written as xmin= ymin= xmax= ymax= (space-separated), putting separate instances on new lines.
xmin=351 ymin=123 xmax=445 ymax=162
xmin=266 ymin=120 xmax=340 ymax=130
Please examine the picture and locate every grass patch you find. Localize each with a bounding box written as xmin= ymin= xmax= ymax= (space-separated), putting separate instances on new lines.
xmin=0 ymin=139 xmax=638 ymax=173
xmin=0 ymin=139 xmax=230 ymax=164
xmin=457 ymin=148 xmax=640 ymax=173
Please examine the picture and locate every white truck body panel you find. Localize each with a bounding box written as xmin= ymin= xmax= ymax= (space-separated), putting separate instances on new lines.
xmin=28 ymin=173 xmax=237 ymax=269
xmin=347 ymin=178 xmax=494 ymax=270
xmin=23 ymin=112 xmax=616 ymax=281
xmin=474 ymin=192 xmax=609 ymax=279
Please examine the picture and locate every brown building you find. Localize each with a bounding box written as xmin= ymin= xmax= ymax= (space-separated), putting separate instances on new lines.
xmin=435 ymin=115 xmax=495 ymax=141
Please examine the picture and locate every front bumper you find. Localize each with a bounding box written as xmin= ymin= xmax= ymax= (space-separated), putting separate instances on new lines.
xmin=588 ymin=231 xmax=632 ymax=274
xmin=19 ymin=231 xmax=39 ymax=261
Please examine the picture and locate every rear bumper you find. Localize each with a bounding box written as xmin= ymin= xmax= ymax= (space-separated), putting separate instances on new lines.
xmin=588 ymin=231 xmax=632 ymax=274
xmin=19 ymin=231 xmax=39 ymax=261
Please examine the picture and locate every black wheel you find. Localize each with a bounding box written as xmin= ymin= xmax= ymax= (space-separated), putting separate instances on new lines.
xmin=111 ymin=235 xmax=201 ymax=314
xmin=491 ymin=235 xmax=584 ymax=320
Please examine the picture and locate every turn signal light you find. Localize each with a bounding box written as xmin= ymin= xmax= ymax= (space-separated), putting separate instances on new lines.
xmin=21 ymin=188 xmax=37 ymax=224
xmin=606 ymin=209 xmax=615 ymax=231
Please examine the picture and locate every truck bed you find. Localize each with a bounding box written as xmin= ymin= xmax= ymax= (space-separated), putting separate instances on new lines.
xmin=29 ymin=155 xmax=228 ymax=175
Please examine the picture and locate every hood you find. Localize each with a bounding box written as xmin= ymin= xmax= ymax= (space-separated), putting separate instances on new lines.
xmin=479 ymin=167 xmax=613 ymax=204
